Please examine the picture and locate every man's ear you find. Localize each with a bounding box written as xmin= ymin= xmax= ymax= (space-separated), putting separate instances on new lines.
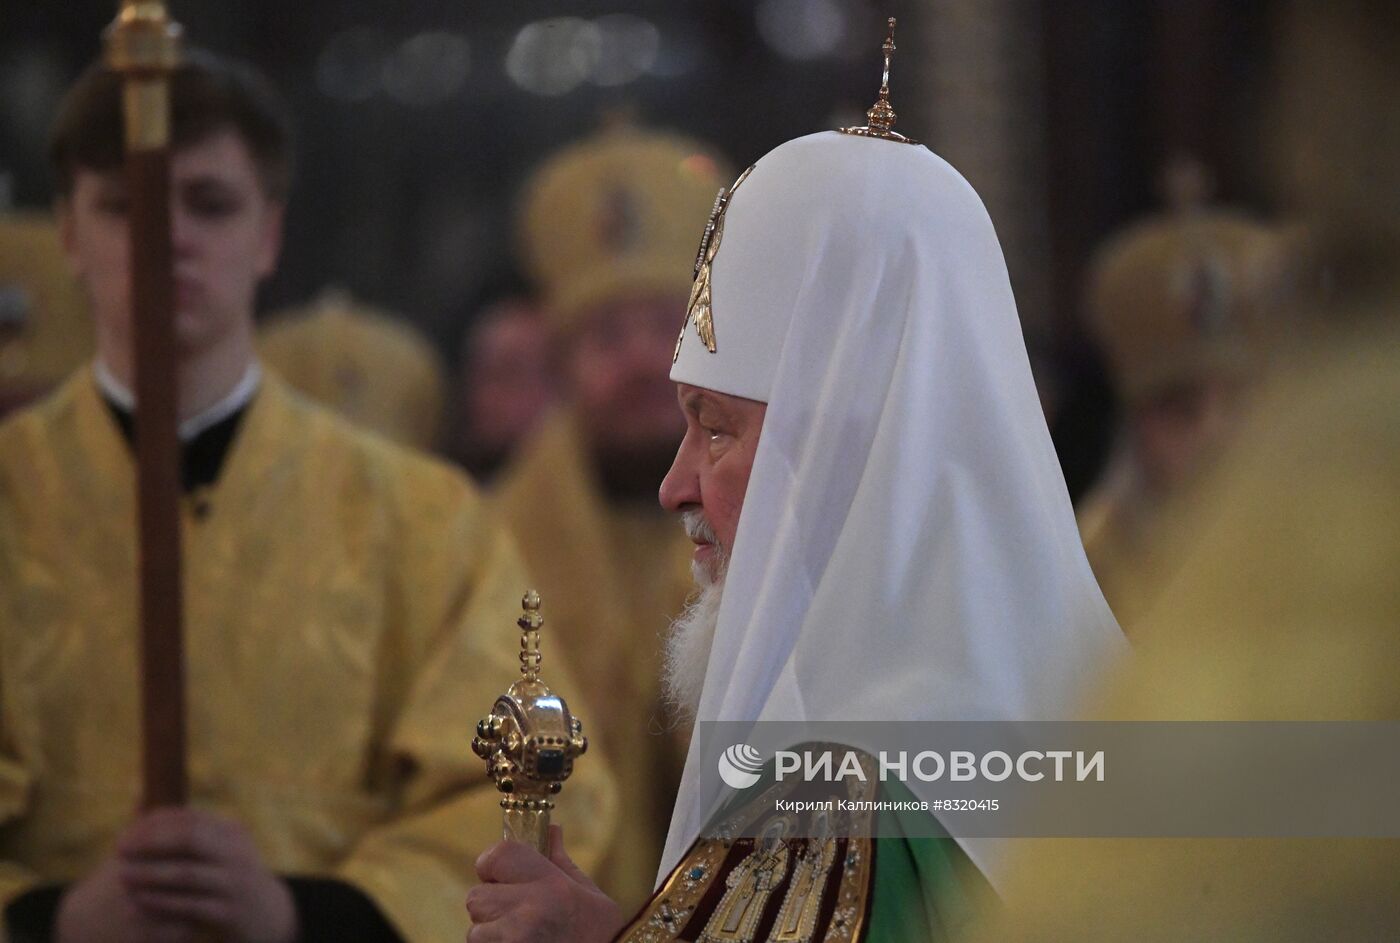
xmin=255 ymin=200 xmax=285 ymax=281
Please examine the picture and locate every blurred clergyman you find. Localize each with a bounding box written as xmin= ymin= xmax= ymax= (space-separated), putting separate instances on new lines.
xmin=450 ymin=291 xmax=555 ymax=481
xmin=492 ymin=124 xmax=727 ymax=910
xmin=0 ymin=51 xmax=613 ymax=942
xmin=1077 ymin=179 xmax=1299 ymax=633
xmin=258 ymin=287 xmax=447 ymax=451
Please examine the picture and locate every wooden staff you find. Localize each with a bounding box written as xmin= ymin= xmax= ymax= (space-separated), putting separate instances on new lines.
xmin=105 ymin=0 xmax=187 ymax=809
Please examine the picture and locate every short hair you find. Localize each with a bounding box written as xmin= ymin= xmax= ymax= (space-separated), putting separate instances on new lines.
xmin=48 ymin=48 xmax=294 ymax=201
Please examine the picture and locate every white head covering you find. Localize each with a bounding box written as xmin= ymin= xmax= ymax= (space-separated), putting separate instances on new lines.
xmin=663 ymin=131 xmax=1125 ymax=883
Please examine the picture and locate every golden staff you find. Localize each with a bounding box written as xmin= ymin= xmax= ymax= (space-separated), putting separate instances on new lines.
xmin=105 ymin=0 xmax=188 ymax=810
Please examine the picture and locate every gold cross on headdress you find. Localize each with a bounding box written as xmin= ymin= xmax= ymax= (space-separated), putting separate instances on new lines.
xmin=674 ymin=165 xmax=754 ymax=362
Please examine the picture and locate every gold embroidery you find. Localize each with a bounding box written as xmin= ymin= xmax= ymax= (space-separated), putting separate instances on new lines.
xmin=627 ymin=839 xmax=729 ymax=943
xmin=772 ymin=810 xmax=838 ymax=942
xmin=619 ymin=775 xmax=790 ymax=943
xmin=674 ymin=165 xmax=754 ymax=362
xmin=700 ymin=814 xmax=796 ymax=943
xmin=822 ymin=763 xmax=877 ymax=943
xmin=616 ymin=748 xmax=880 ymax=943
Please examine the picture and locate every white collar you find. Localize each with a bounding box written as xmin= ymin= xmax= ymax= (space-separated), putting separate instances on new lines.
xmin=93 ymin=358 xmax=263 ymax=442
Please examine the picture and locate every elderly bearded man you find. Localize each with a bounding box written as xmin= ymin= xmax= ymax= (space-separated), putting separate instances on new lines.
xmin=467 ymin=86 xmax=1124 ymax=942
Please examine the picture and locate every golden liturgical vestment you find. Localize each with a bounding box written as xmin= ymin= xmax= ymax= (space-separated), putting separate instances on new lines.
xmin=494 ymin=410 xmax=695 ymax=909
xmin=968 ymin=327 xmax=1400 ymax=942
xmin=0 ymin=370 xmax=615 ymax=941
xmin=1076 ymin=463 xmax=1170 ymax=636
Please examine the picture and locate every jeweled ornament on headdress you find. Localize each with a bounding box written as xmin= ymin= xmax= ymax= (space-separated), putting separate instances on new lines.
xmin=673 ymin=164 xmax=754 ymax=363
xmin=838 ymin=17 xmax=919 ymax=146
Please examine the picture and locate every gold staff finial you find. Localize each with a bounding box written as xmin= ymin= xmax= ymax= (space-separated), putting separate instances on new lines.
xmin=517 ymin=589 xmax=543 ymax=681
xmin=106 ymin=1 xmax=183 ymax=152
xmin=472 ymin=591 xmax=588 ymax=852
xmin=839 ymin=16 xmax=919 ymax=146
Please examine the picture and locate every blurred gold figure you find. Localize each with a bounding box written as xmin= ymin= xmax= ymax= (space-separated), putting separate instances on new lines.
xmin=1077 ymin=183 xmax=1299 ymax=634
xmin=0 ymin=52 xmax=614 ymax=942
xmin=259 ymin=287 xmax=447 ymax=451
xmin=971 ymin=324 xmax=1400 ymax=943
xmin=970 ymin=1 xmax=1400 ymax=938
xmin=494 ymin=124 xmax=728 ymax=910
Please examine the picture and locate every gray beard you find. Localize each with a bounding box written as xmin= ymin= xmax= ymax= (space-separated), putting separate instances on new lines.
xmin=662 ymin=559 xmax=725 ymax=722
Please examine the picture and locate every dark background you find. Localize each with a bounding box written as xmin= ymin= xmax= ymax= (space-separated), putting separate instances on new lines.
xmin=0 ymin=0 xmax=1283 ymax=497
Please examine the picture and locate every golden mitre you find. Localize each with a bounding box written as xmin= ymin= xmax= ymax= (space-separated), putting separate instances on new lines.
xmin=259 ymin=287 xmax=446 ymax=449
xmin=0 ymin=211 xmax=93 ymax=407
xmin=517 ymin=122 xmax=730 ymax=330
xmin=1086 ymin=183 xmax=1303 ymax=403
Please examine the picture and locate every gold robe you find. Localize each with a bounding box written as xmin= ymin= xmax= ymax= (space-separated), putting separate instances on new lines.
xmin=493 ymin=410 xmax=694 ymax=911
xmin=970 ymin=326 xmax=1400 ymax=942
xmin=1078 ymin=457 xmax=1144 ymax=630
xmin=0 ymin=370 xmax=616 ymax=942
xmin=1076 ymin=455 xmax=1180 ymax=637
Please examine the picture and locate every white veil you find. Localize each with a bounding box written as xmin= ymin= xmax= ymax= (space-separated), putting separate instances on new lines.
xmin=664 ymin=132 xmax=1124 ymax=884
